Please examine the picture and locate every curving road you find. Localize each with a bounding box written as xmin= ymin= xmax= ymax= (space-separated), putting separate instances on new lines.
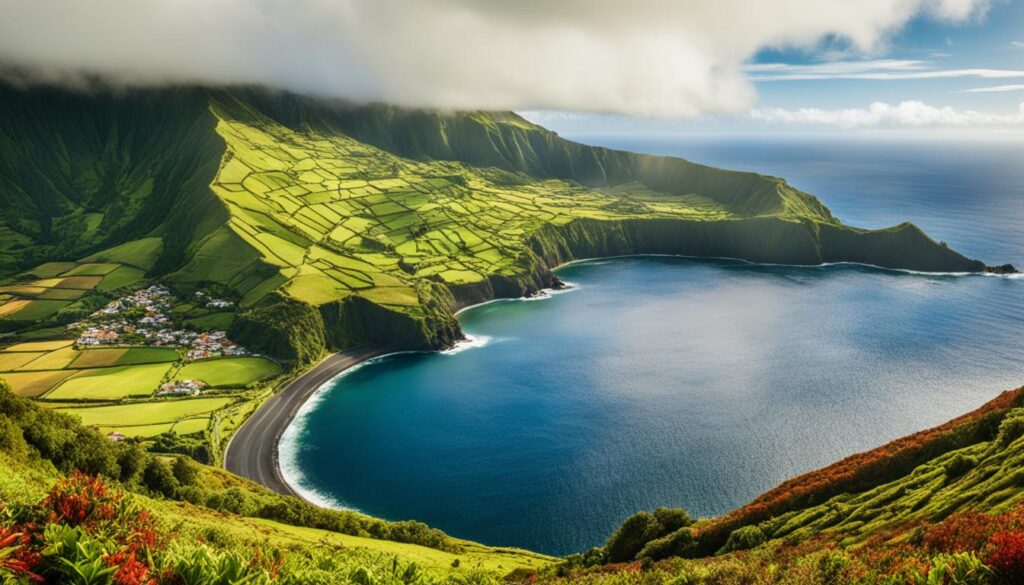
xmin=224 ymin=346 xmax=389 ymax=496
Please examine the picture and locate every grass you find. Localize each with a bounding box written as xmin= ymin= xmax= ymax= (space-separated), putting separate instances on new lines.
xmin=0 ymin=370 xmax=76 ymax=397
xmin=81 ymin=237 xmax=163 ymax=270
xmin=116 ymin=347 xmax=180 ymax=365
xmin=97 ymin=422 xmax=177 ymax=437
xmin=176 ymin=357 xmax=282 ymax=388
xmin=3 ymin=340 xmax=73 ymax=351
xmin=3 ymin=299 xmax=69 ymax=321
xmin=96 ymin=265 xmax=146 ymax=291
xmin=68 ymin=348 xmax=128 ymax=368
xmin=247 ymin=519 xmax=553 ymax=576
xmin=19 ymin=346 xmax=80 ymax=370
xmin=59 ymin=347 xmax=178 ymax=370
xmin=184 ymin=311 xmax=235 ymax=330
xmin=200 ymin=110 xmax=756 ymax=312
xmin=57 ymin=396 xmax=235 ymax=426
xmin=171 ymin=416 xmax=211 ymax=435
xmin=0 ymin=351 xmax=44 ymax=370
xmin=46 ymin=362 xmax=174 ymax=400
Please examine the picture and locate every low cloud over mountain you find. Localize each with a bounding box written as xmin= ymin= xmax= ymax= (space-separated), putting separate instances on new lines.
xmin=0 ymin=0 xmax=990 ymax=116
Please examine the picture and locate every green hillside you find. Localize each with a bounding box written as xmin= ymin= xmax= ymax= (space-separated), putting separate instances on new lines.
xmin=0 ymin=85 xmax=994 ymax=365
xmin=0 ymin=382 xmax=553 ymax=584
xmin=5 ymin=374 xmax=1024 ymax=584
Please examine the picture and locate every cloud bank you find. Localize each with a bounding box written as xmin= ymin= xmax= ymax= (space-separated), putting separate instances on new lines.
xmin=747 ymin=59 xmax=1024 ymax=81
xmin=0 ymin=0 xmax=991 ymax=116
xmin=752 ymin=101 xmax=1024 ymax=127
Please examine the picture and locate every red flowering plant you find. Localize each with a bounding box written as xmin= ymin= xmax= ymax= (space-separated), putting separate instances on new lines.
xmin=0 ymin=525 xmax=44 ymax=583
xmin=0 ymin=473 xmax=165 ymax=584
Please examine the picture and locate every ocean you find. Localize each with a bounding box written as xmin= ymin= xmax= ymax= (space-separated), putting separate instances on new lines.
xmin=280 ymin=136 xmax=1024 ymax=555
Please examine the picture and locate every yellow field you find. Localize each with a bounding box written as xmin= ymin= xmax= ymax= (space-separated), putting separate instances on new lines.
xmin=69 ymin=348 xmax=128 ymax=368
xmin=3 ymin=340 xmax=74 ymax=352
xmin=19 ymin=346 xmax=80 ymax=370
xmin=0 ymin=351 xmax=43 ymax=371
xmin=0 ymin=370 xmax=75 ymax=397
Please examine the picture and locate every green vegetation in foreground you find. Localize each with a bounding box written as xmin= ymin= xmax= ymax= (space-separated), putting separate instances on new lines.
xmin=7 ymin=376 xmax=1024 ymax=584
xmin=547 ymin=386 xmax=1024 ymax=584
xmin=0 ymin=382 xmax=552 ymax=584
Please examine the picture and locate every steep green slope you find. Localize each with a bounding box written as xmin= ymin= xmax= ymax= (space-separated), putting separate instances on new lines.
xmin=0 ymin=85 xmax=998 ymax=364
xmin=0 ymin=86 xmax=226 ymax=276
xmin=553 ymin=386 xmax=1024 ymax=583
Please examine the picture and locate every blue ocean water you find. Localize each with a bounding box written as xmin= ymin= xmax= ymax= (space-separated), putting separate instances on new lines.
xmin=281 ymin=137 xmax=1024 ymax=556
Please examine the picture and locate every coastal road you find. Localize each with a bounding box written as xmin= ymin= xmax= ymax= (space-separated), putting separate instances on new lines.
xmin=224 ymin=346 xmax=389 ymax=496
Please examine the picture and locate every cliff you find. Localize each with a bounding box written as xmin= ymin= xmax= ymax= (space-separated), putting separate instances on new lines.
xmin=0 ymin=84 xmax=1006 ymax=363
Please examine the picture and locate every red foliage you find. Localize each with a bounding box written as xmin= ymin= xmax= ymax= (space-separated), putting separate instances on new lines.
xmin=0 ymin=526 xmax=43 ymax=582
xmin=105 ymin=550 xmax=157 ymax=585
xmin=987 ymin=531 xmax=1024 ymax=583
xmin=43 ymin=471 xmax=122 ymax=527
xmin=924 ymin=507 xmax=1024 ymax=554
xmin=704 ymin=386 xmax=1024 ymax=545
xmin=924 ymin=511 xmax=996 ymax=553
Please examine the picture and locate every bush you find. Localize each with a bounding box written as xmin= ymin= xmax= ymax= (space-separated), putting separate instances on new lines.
xmin=945 ymin=454 xmax=979 ymax=480
xmin=172 ymin=455 xmax=199 ymax=486
xmin=637 ymin=528 xmax=697 ymax=561
xmin=0 ymin=415 xmax=29 ymax=461
xmin=987 ymin=531 xmax=1024 ymax=584
xmin=602 ymin=507 xmax=694 ymax=563
xmin=142 ymin=458 xmax=179 ymax=497
xmin=653 ymin=507 xmax=693 ymax=533
xmin=604 ymin=512 xmax=662 ymax=563
xmin=719 ymin=525 xmax=766 ymax=554
xmin=996 ymin=410 xmax=1024 ymax=447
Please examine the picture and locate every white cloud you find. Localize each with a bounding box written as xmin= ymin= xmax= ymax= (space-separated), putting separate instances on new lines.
xmin=963 ymin=84 xmax=1024 ymax=93
xmin=751 ymin=101 xmax=1024 ymax=127
xmin=748 ymin=59 xmax=1024 ymax=81
xmin=0 ymin=0 xmax=992 ymax=117
xmin=1012 ymin=41 xmax=1024 ymax=48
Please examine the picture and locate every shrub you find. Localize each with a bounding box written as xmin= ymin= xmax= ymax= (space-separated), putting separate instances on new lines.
xmin=604 ymin=512 xmax=662 ymax=563
xmin=987 ymin=531 xmax=1024 ymax=584
xmin=0 ymin=415 xmax=29 ymax=461
xmin=944 ymin=454 xmax=978 ymax=480
xmin=637 ymin=528 xmax=697 ymax=561
xmin=142 ymin=458 xmax=179 ymax=497
xmin=719 ymin=525 xmax=766 ymax=554
xmin=653 ymin=508 xmax=693 ymax=533
xmin=171 ymin=455 xmax=199 ymax=486
xmin=603 ymin=508 xmax=694 ymax=563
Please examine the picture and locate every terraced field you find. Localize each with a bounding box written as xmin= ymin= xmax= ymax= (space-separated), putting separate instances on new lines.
xmin=0 ymin=238 xmax=161 ymax=324
xmin=201 ymin=105 xmax=756 ymax=312
xmin=0 ymin=341 xmax=282 ymax=440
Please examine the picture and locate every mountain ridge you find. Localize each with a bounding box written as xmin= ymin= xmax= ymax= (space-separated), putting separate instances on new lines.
xmin=0 ymin=83 xmax=1004 ymax=364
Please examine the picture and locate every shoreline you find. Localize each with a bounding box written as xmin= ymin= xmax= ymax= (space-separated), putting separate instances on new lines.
xmin=222 ymin=346 xmax=390 ymax=498
xmin=232 ymin=253 xmax=1021 ymax=505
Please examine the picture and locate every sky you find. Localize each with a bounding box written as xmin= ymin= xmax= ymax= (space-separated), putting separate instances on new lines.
xmin=525 ymin=0 xmax=1024 ymax=135
xmin=0 ymin=0 xmax=1022 ymax=134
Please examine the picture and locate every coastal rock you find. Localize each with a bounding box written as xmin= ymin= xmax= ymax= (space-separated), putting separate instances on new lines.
xmin=985 ymin=263 xmax=1019 ymax=275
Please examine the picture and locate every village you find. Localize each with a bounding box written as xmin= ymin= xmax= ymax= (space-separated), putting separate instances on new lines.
xmin=68 ymin=284 xmax=250 ymax=361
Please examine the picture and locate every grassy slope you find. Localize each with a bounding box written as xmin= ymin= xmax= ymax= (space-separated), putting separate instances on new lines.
xmin=0 ymin=450 xmax=552 ymax=582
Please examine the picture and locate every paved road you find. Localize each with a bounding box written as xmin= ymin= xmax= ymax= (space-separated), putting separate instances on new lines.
xmin=224 ymin=346 xmax=389 ymax=496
